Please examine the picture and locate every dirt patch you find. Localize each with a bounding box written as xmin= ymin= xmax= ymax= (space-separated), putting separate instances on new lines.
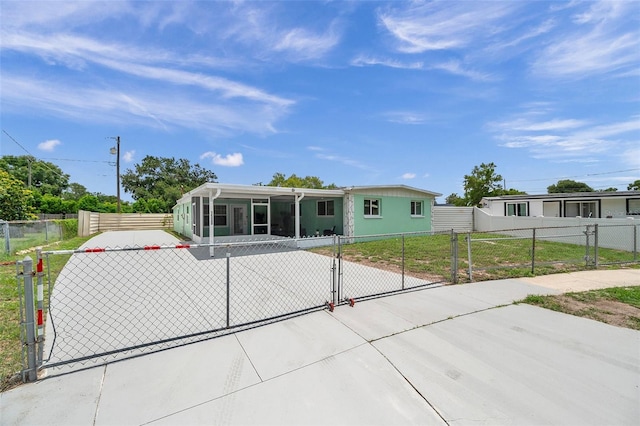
xmin=544 ymin=295 xmax=640 ymax=330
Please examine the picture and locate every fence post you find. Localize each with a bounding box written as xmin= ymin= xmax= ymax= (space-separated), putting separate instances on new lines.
xmin=584 ymin=225 xmax=591 ymax=267
xmin=634 ymin=225 xmax=638 ymax=262
xmin=531 ymin=228 xmax=536 ymax=275
xmin=3 ymin=221 xmax=9 ymax=254
xmin=450 ymin=230 xmax=458 ymax=284
xmin=466 ymin=232 xmax=473 ymax=282
xmin=226 ymin=252 xmax=230 ymax=328
xmin=35 ymin=248 xmax=45 ymax=365
xmin=21 ymin=256 xmax=38 ymax=382
xmin=593 ymin=224 xmax=599 ymax=268
xmin=401 ymin=234 xmax=405 ymax=290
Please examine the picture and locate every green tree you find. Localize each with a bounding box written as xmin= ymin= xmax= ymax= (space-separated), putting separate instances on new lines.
xmin=627 ymin=180 xmax=640 ymax=191
xmin=266 ymin=172 xmax=337 ymax=189
xmin=547 ymin=179 xmax=594 ymax=193
xmin=0 ymin=169 xmax=36 ymax=220
xmin=0 ymin=155 xmax=70 ymax=196
xmin=62 ymin=183 xmax=88 ymax=200
xmin=121 ymin=156 xmax=217 ymax=212
xmin=462 ymin=162 xmax=504 ymax=207
xmin=445 ymin=193 xmax=466 ymax=206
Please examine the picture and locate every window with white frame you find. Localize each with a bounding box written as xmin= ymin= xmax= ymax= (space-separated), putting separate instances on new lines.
xmin=317 ymin=200 xmax=334 ymax=216
xmin=628 ymin=199 xmax=640 ymax=215
xmin=411 ymin=200 xmax=423 ymax=216
xmin=506 ymin=202 xmax=528 ymax=217
xmin=214 ymin=204 xmax=227 ymax=226
xmin=364 ymin=198 xmax=380 ymax=216
xmin=565 ymin=201 xmax=598 ymax=218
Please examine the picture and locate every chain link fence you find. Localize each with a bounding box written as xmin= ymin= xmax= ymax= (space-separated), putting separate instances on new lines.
xmin=16 ymin=223 xmax=639 ymax=379
xmin=1 ymin=220 xmax=65 ymax=256
xmin=456 ymin=223 xmax=639 ymax=282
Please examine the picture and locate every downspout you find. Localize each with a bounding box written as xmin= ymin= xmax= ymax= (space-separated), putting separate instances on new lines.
xmin=295 ymin=191 xmax=305 ymax=239
xmin=209 ymin=188 xmax=222 ymax=257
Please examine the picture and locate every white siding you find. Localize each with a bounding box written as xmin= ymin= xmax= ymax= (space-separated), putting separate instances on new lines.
xmin=432 ymin=206 xmax=474 ymax=232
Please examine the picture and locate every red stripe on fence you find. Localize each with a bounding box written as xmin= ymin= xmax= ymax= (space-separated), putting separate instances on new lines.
xmin=85 ymin=248 xmax=106 ymax=253
xmin=144 ymin=245 xmax=161 ymax=250
xmin=37 ymin=259 xmax=43 ymax=273
xmin=37 ymin=310 xmax=43 ymax=326
xmin=175 ymin=244 xmax=191 ymax=249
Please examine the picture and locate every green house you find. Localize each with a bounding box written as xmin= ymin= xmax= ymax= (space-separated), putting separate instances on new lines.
xmin=173 ymin=183 xmax=441 ymax=242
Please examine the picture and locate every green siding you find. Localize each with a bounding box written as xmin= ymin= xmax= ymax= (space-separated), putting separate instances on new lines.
xmin=352 ymin=194 xmax=432 ymax=236
xmin=299 ymin=197 xmax=343 ymax=236
xmin=173 ymin=201 xmax=192 ymax=239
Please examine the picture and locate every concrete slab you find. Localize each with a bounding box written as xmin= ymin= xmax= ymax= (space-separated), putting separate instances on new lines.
xmin=331 ymin=280 xmax=560 ymax=342
xmin=94 ymin=335 xmax=261 ymax=426
xmin=1 ymin=366 xmax=104 ymax=425
xmin=148 ymin=344 xmax=447 ymax=425
xmin=373 ymin=303 xmax=640 ymax=425
xmin=79 ymin=230 xmax=180 ymax=248
xmin=235 ymin=311 xmax=365 ymax=380
xmin=520 ymin=268 xmax=640 ymax=292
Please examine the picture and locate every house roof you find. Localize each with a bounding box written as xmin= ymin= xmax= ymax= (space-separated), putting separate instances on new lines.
xmin=482 ymin=191 xmax=640 ymax=202
xmin=344 ymin=185 xmax=442 ymax=198
xmin=176 ymin=183 xmax=441 ymax=205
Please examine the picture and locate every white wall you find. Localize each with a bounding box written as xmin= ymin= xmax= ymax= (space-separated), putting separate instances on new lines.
xmin=432 ymin=206 xmax=474 ymax=232
xmin=474 ymin=207 xmax=639 ymax=252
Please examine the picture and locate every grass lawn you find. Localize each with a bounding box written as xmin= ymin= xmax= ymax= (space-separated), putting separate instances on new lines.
xmin=521 ymin=286 xmax=640 ymax=330
xmin=0 ymin=235 xmax=91 ymax=391
xmin=314 ymin=233 xmax=638 ymax=283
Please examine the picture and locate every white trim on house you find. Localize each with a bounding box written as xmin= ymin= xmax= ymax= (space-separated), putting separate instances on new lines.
xmin=480 ymin=191 xmax=640 ymax=219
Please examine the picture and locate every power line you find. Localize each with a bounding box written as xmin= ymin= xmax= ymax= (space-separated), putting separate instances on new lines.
xmin=508 ymin=168 xmax=640 ymax=183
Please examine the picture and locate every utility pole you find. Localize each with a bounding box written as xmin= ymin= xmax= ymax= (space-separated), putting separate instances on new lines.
xmin=109 ymin=136 xmax=121 ymax=213
xmin=116 ymin=136 xmax=121 ymax=213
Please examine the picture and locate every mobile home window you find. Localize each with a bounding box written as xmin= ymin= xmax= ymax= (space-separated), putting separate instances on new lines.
xmin=411 ymin=201 xmax=423 ymax=216
xmin=506 ymin=202 xmax=528 ymax=217
xmin=214 ymin=205 xmax=227 ymax=226
xmin=317 ymin=200 xmax=334 ymax=216
xmin=364 ymin=199 xmax=380 ymax=216
xmin=565 ymin=201 xmax=598 ymax=218
xmin=627 ymin=199 xmax=640 ymax=215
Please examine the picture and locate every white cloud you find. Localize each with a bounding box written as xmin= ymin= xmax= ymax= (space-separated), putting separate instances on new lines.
xmin=383 ymin=111 xmax=428 ymax=125
xmin=378 ymin=2 xmax=517 ymax=53
xmin=38 ymin=139 xmax=61 ymax=151
xmin=200 ymin=152 xmax=244 ymax=167
xmin=533 ymin=1 xmax=639 ymax=78
xmin=350 ymin=55 xmax=423 ymax=70
xmin=429 ymin=60 xmax=494 ymax=82
xmin=401 ymin=173 xmax=416 ymax=179
xmin=491 ymin=111 xmax=639 ymax=162
xmin=123 ymin=150 xmax=135 ymax=162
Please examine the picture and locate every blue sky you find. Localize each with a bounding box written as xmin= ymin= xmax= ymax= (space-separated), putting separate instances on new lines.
xmin=1 ymin=0 xmax=639 ymax=203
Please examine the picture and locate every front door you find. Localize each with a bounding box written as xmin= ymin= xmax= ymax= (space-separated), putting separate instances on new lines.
xmin=231 ymin=205 xmax=247 ymax=235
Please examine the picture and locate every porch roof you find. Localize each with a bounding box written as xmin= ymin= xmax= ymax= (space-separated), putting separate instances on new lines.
xmin=177 ymin=183 xmax=346 ymax=204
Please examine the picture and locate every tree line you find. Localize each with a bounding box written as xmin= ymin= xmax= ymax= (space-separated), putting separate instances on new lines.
xmin=445 ymin=162 xmax=639 ymax=207
xmin=0 ymin=155 xmax=337 ymax=220
xmin=2 ymin=155 xmax=638 ymax=220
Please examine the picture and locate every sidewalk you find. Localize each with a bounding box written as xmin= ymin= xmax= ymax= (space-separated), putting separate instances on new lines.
xmin=2 ymin=270 xmax=639 ymax=425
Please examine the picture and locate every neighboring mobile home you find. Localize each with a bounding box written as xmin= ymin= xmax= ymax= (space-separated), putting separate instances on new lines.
xmin=173 ymin=183 xmax=441 ymax=242
xmin=480 ymin=191 xmax=640 ymax=219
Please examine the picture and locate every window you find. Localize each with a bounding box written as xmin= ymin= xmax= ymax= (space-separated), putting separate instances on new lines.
xmin=317 ymin=200 xmax=334 ymax=216
xmin=214 ymin=204 xmax=227 ymax=226
xmin=364 ymin=199 xmax=380 ymax=216
xmin=628 ymin=199 xmax=640 ymax=215
xmin=411 ymin=201 xmax=423 ymax=216
xmin=565 ymin=201 xmax=598 ymax=218
xmin=506 ymin=202 xmax=528 ymax=217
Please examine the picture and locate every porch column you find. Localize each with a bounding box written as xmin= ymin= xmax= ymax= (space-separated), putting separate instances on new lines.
xmin=295 ymin=192 xmax=305 ymax=239
xmin=209 ymin=188 xmax=221 ymax=257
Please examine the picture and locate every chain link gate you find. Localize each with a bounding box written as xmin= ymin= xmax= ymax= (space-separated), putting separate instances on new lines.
xmin=32 ymin=238 xmax=336 ymax=371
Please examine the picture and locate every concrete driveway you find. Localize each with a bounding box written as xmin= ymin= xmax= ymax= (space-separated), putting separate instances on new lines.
xmin=3 ymin=231 xmax=638 ymax=425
